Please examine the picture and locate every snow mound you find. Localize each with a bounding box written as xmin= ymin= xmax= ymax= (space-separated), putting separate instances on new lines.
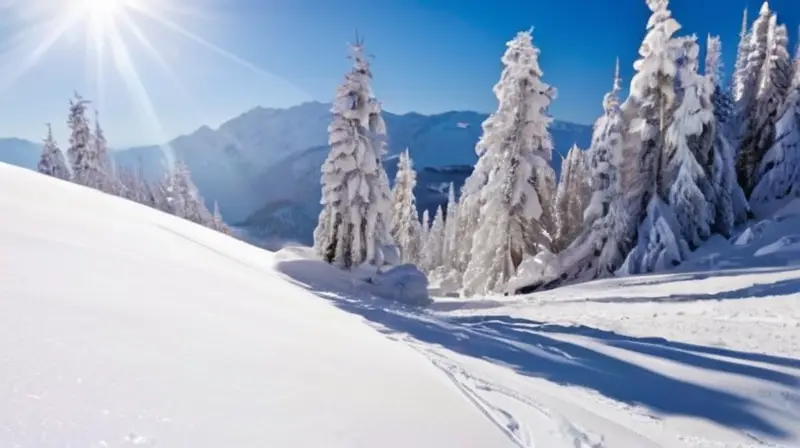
xmin=0 ymin=162 xmax=513 ymax=448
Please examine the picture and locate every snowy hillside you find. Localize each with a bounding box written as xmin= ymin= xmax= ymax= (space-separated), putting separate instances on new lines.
xmin=3 ymin=161 xmax=800 ymax=447
xmin=0 ymin=162 xmax=515 ymax=447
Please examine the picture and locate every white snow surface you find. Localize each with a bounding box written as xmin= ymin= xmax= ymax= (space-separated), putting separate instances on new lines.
xmin=4 ymin=161 xmax=800 ymax=447
xmin=0 ymin=163 xmax=513 ymax=448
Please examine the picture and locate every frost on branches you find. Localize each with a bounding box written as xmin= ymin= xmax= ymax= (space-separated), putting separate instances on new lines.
xmin=390 ymin=149 xmax=422 ymax=263
xmin=212 ymin=201 xmax=232 ymax=235
xmin=751 ymin=44 xmax=800 ymax=210
xmin=553 ymin=144 xmax=591 ymax=251
xmin=67 ymin=93 xmax=105 ymax=190
xmin=313 ymin=40 xmax=393 ymax=268
xmin=37 ymin=123 xmax=70 ymax=181
xmin=461 ymin=29 xmax=557 ymax=296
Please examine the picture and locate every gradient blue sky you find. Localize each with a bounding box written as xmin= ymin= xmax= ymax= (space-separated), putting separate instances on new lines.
xmin=0 ymin=0 xmax=797 ymax=147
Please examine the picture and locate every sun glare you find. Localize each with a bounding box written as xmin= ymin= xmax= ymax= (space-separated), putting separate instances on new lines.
xmin=82 ymin=0 xmax=129 ymax=21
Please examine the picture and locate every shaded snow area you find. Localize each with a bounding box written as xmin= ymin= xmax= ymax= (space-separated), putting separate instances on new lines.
xmin=3 ymin=161 xmax=800 ymax=447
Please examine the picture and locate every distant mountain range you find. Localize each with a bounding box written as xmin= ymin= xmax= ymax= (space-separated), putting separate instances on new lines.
xmin=0 ymin=101 xmax=592 ymax=245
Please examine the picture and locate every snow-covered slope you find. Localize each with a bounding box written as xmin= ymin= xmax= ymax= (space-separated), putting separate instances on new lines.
xmin=272 ymin=207 xmax=800 ymax=447
xmin=0 ymin=162 xmax=517 ymax=447
xmin=4 ymin=160 xmax=800 ymax=447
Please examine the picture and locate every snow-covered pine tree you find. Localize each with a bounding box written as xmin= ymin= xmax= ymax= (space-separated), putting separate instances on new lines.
xmin=512 ymin=59 xmax=633 ymax=293
xmin=461 ymin=29 xmax=558 ymax=296
xmin=92 ymin=110 xmax=117 ymax=194
xmin=37 ymin=123 xmax=70 ymax=181
xmin=746 ymin=14 xmax=793 ymax=198
xmin=706 ymin=35 xmax=741 ymax=234
xmin=736 ymin=3 xmax=778 ymax=196
xmin=212 ymin=201 xmax=232 ymax=235
xmin=553 ymin=144 xmax=591 ymax=251
xmin=617 ymin=0 xmax=690 ymax=275
xmin=421 ymin=206 xmax=445 ymax=272
xmin=170 ymin=160 xmax=214 ymax=226
xmin=751 ymin=43 xmax=800 ymax=208
xmin=665 ymin=35 xmax=717 ymax=250
xmin=313 ymin=39 xmax=393 ymax=268
xmin=732 ymin=8 xmax=751 ymax=105
xmin=67 ymin=92 xmax=105 ymax=190
xmin=390 ymin=149 xmax=422 ymax=263
xmin=441 ymin=182 xmax=460 ymax=269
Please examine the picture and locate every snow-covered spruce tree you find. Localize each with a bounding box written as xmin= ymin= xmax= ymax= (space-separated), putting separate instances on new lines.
xmin=67 ymin=92 xmax=104 ymax=190
xmin=513 ymin=59 xmax=632 ymax=293
xmin=421 ymin=205 xmax=445 ymax=273
xmin=553 ymin=144 xmax=591 ymax=251
xmin=617 ymin=0 xmax=690 ymax=275
xmin=441 ymin=182 xmax=460 ymax=269
xmin=751 ymin=44 xmax=800 ymax=208
xmin=747 ymin=14 xmax=793 ymax=198
xmin=92 ymin=110 xmax=117 ymax=194
xmin=313 ymin=40 xmax=393 ymax=268
xmin=736 ymin=3 xmax=777 ymax=196
xmin=732 ymin=8 xmax=751 ymax=105
xmin=37 ymin=123 xmax=70 ymax=181
xmin=665 ymin=36 xmax=717 ymax=250
xmin=212 ymin=201 xmax=232 ymax=235
xmin=461 ymin=29 xmax=558 ymax=296
xmin=390 ymin=149 xmax=422 ymax=263
xmin=706 ymin=35 xmax=741 ymax=234
xmin=170 ymin=160 xmax=213 ymax=226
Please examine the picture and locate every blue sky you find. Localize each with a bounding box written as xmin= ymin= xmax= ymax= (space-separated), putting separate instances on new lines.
xmin=0 ymin=0 xmax=797 ymax=147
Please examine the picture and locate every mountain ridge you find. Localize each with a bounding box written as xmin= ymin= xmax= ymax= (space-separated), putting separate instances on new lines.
xmin=0 ymin=101 xmax=592 ymax=223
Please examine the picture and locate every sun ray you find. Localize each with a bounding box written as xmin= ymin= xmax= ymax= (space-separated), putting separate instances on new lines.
xmin=118 ymin=12 xmax=186 ymax=96
xmin=106 ymin=18 xmax=176 ymax=168
xmin=0 ymin=9 xmax=83 ymax=94
xmin=129 ymin=5 xmax=274 ymax=78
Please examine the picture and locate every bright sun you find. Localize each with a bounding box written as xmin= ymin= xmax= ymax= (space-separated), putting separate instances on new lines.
xmin=81 ymin=0 xmax=132 ymax=22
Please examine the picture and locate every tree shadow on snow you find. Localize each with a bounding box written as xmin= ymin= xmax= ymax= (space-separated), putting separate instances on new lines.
xmin=277 ymin=259 xmax=797 ymax=441
xmin=614 ymin=266 xmax=800 ymax=288
xmin=562 ymin=277 xmax=800 ymax=305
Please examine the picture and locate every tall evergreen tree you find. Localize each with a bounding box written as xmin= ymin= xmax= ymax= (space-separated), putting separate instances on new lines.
xmin=665 ymin=36 xmax=716 ymax=250
xmin=67 ymin=92 xmax=104 ymax=190
xmin=461 ymin=29 xmax=557 ymax=296
xmin=513 ymin=59 xmax=633 ymax=293
xmin=37 ymin=123 xmax=70 ymax=181
xmin=706 ymin=35 xmax=742 ymax=234
xmin=390 ymin=149 xmax=422 ymax=263
xmin=441 ymin=182 xmax=460 ymax=270
xmin=617 ymin=0 xmax=689 ymax=275
xmin=313 ymin=39 xmax=393 ymax=268
xmin=212 ymin=201 xmax=232 ymax=235
xmin=170 ymin=160 xmax=214 ymax=226
xmin=736 ymin=3 xmax=776 ymax=195
xmin=421 ymin=206 xmax=445 ymax=273
xmin=751 ymin=43 xmax=800 ymax=208
xmin=553 ymin=144 xmax=591 ymax=251
xmin=93 ymin=110 xmax=117 ymax=194
xmin=732 ymin=8 xmax=751 ymax=105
